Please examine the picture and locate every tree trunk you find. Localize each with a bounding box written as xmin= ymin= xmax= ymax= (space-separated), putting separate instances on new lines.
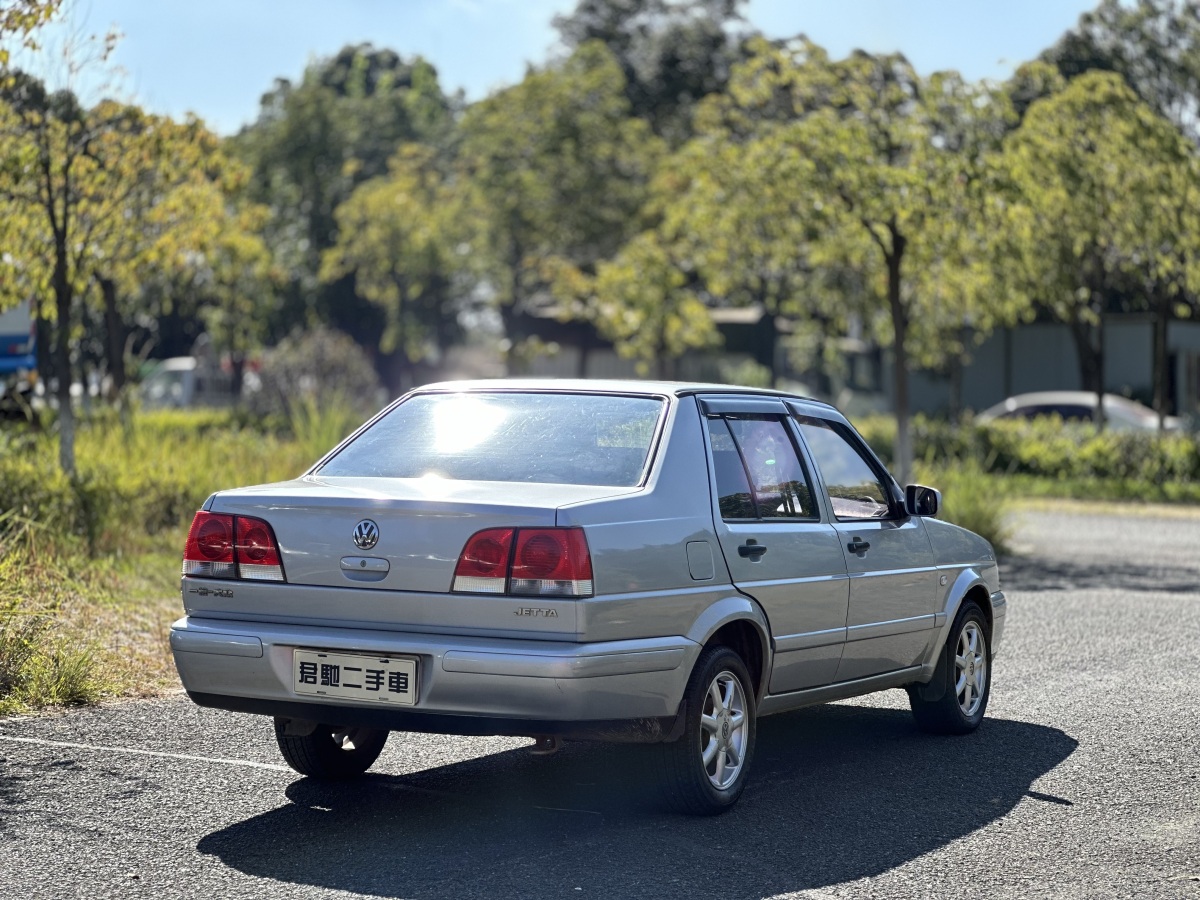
xmin=98 ymin=275 xmax=126 ymax=398
xmin=1152 ymin=289 xmax=1170 ymax=431
xmin=948 ymin=357 xmax=964 ymax=425
xmin=502 ymin=242 xmax=524 ymax=376
xmin=764 ymin=307 xmax=779 ymax=389
xmin=576 ymin=328 xmax=591 ymax=378
xmin=498 ymin=302 xmax=521 ymax=376
xmin=1068 ymin=317 xmax=1103 ymax=394
xmin=230 ymin=353 xmax=246 ymax=399
xmin=53 ymin=243 xmax=76 ymax=476
xmin=887 ymin=230 xmax=912 ymax=486
xmin=1096 ymin=310 xmax=1107 ymax=431
xmin=656 ymin=311 xmax=671 ymax=381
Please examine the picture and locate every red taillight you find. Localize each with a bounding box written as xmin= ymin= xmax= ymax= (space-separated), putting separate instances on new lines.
xmin=453 ymin=527 xmax=592 ymax=597
xmin=234 ymin=516 xmax=285 ymax=582
xmin=183 ymin=512 xmax=235 ymax=578
xmin=452 ymin=528 xmax=514 ymax=594
xmin=183 ymin=511 xmax=285 ymax=582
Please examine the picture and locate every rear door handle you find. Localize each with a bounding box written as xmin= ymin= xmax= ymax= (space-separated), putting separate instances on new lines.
xmin=847 ymin=537 xmax=871 ymax=554
xmin=738 ymin=540 xmax=767 ymax=560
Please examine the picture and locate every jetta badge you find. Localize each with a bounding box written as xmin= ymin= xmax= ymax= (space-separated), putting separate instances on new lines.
xmin=353 ymin=519 xmax=379 ymax=551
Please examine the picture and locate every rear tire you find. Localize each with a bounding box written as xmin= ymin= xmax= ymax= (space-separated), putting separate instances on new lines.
xmin=273 ymin=719 xmax=389 ymax=778
xmin=656 ymin=644 xmax=756 ymax=815
xmin=908 ymin=601 xmax=991 ymax=735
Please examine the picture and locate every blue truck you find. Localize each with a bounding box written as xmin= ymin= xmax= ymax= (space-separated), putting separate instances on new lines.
xmin=0 ymin=298 xmax=37 ymax=411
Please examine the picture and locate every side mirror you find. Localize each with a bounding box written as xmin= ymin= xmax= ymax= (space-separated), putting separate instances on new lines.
xmin=905 ymin=484 xmax=941 ymax=517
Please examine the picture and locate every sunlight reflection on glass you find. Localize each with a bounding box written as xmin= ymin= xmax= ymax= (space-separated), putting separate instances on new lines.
xmin=433 ymin=394 xmax=507 ymax=453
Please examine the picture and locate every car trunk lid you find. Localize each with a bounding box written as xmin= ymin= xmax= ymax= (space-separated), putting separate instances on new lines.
xmin=208 ymin=476 xmax=637 ymax=594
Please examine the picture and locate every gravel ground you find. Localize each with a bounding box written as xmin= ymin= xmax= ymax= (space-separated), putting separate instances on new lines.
xmin=1 ymin=507 xmax=1198 ymax=899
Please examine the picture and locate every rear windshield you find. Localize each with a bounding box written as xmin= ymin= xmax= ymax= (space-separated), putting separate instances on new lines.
xmin=317 ymin=391 xmax=665 ymax=486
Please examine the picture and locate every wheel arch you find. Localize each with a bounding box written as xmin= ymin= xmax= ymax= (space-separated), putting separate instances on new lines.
xmin=916 ymin=568 xmax=994 ymax=681
xmin=685 ymin=595 xmax=772 ymax=702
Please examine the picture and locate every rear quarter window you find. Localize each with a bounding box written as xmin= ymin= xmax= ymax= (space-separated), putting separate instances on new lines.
xmin=318 ymin=392 xmax=664 ymax=487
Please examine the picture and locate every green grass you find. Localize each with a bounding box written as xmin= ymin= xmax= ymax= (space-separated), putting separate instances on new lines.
xmin=0 ymin=407 xmax=324 ymax=715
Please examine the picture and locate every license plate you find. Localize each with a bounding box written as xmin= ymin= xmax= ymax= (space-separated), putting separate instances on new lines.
xmin=292 ymin=650 xmax=418 ymax=707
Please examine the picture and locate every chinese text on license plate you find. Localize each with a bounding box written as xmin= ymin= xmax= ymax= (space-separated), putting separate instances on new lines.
xmin=293 ymin=650 xmax=418 ymax=706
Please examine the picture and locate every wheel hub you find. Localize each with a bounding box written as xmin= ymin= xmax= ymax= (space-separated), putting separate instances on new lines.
xmin=955 ymin=621 xmax=987 ymax=718
xmin=700 ymin=670 xmax=748 ymax=790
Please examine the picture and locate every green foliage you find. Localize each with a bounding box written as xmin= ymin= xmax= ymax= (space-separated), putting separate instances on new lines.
xmin=233 ymin=45 xmax=454 ymax=284
xmin=1041 ymin=0 xmax=1200 ymax=139
xmin=916 ymin=460 xmax=1013 ymax=555
xmin=555 ymin=230 xmax=721 ymax=377
xmin=459 ymin=40 xmax=665 ymax=365
xmin=319 ymin=143 xmax=465 ymax=383
xmin=998 ymin=71 xmax=1200 ymax=398
xmin=855 ymin=413 xmax=1200 ymax=504
xmin=0 ymin=0 xmax=61 ymax=65
xmin=0 ymin=410 xmax=312 ymax=557
xmin=554 ymin=0 xmax=749 ymax=143
xmin=286 ymin=393 xmax=369 ymax=468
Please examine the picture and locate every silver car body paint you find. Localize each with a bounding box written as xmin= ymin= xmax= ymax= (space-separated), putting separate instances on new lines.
xmin=173 ymin=379 xmax=1004 ymax=737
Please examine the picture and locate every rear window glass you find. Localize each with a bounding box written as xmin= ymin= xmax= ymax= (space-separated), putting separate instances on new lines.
xmin=318 ymin=392 xmax=664 ymax=486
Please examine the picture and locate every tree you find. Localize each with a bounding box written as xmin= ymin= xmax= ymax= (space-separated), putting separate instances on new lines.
xmin=232 ymin=45 xmax=455 ymax=350
xmin=551 ymin=229 xmax=720 ymax=377
xmin=458 ymin=41 xmax=664 ymax=371
xmin=82 ymin=111 xmax=250 ymax=396
xmin=554 ymin=0 xmax=750 ymax=143
xmin=1042 ymin=0 xmax=1200 ymax=139
xmin=647 ymin=97 xmax=860 ymax=388
xmin=0 ymin=78 xmax=125 ymax=473
xmin=1039 ymin=1 xmax=1200 ymax=423
xmin=699 ymin=38 xmax=1016 ymax=481
xmin=319 ymin=144 xmax=465 ymax=391
xmin=0 ymin=74 xmax=237 ymax=473
xmin=1000 ymin=71 xmax=1200 ymax=428
xmin=0 ymin=0 xmax=61 ymax=66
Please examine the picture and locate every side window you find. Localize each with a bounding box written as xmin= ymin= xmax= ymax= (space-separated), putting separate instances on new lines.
xmin=794 ymin=416 xmax=892 ymax=521
xmin=707 ymin=415 xmax=817 ymax=520
xmin=707 ymin=418 xmax=756 ymax=519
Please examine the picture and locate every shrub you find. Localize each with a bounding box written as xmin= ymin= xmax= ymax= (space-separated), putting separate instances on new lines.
xmin=249 ymin=326 xmax=384 ymax=424
xmin=917 ymin=461 xmax=1013 ymax=555
xmin=852 ymin=413 xmax=1200 ymax=503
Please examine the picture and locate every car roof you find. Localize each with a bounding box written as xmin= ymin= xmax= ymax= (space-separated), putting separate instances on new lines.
xmin=412 ymin=377 xmax=836 ymax=408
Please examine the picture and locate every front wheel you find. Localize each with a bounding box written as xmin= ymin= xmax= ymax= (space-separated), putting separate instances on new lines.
xmin=273 ymin=719 xmax=389 ymax=779
xmin=656 ymin=645 xmax=757 ymax=815
xmin=908 ymin=601 xmax=991 ymax=735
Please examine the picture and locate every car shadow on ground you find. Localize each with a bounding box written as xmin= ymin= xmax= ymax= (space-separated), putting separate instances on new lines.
xmin=197 ymin=703 xmax=1077 ymax=899
xmin=1000 ymin=551 xmax=1200 ymax=593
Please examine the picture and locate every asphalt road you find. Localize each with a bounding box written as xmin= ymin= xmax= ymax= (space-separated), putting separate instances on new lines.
xmin=1 ymin=507 xmax=1198 ymax=899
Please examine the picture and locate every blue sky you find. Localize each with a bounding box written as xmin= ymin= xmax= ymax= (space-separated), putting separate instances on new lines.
xmin=19 ymin=0 xmax=1098 ymax=135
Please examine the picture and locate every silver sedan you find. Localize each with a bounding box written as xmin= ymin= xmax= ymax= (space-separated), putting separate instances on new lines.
xmin=172 ymin=380 xmax=1005 ymax=814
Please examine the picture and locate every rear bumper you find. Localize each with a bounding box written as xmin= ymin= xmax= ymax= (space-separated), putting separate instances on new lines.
xmin=171 ymin=617 xmax=698 ymax=735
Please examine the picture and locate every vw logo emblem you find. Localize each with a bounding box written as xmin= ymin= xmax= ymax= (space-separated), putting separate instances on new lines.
xmin=353 ymin=519 xmax=379 ymax=551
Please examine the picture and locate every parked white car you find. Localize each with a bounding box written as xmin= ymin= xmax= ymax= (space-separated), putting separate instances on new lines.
xmin=977 ymin=391 xmax=1180 ymax=431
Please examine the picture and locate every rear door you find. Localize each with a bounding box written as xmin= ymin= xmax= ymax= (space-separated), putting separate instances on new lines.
xmin=791 ymin=412 xmax=937 ymax=681
xmin=700 ymin=397 xmax=848 ymax=693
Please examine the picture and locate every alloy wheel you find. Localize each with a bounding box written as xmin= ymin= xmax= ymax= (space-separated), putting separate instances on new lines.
xmin=955 ymin=622 xmax=987 ymax=718
xmin=699 ymin=670 xmax=748 ymax=790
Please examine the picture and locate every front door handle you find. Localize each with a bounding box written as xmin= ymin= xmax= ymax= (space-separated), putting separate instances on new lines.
xmin=847 ymin=537 xmax=871 ymax=554
xmin=738 ymin=540 xmax=767 ymax=560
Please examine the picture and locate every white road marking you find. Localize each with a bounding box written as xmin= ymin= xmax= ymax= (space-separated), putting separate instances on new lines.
xmin=0 ymin=733 xmax=292 ymax=772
